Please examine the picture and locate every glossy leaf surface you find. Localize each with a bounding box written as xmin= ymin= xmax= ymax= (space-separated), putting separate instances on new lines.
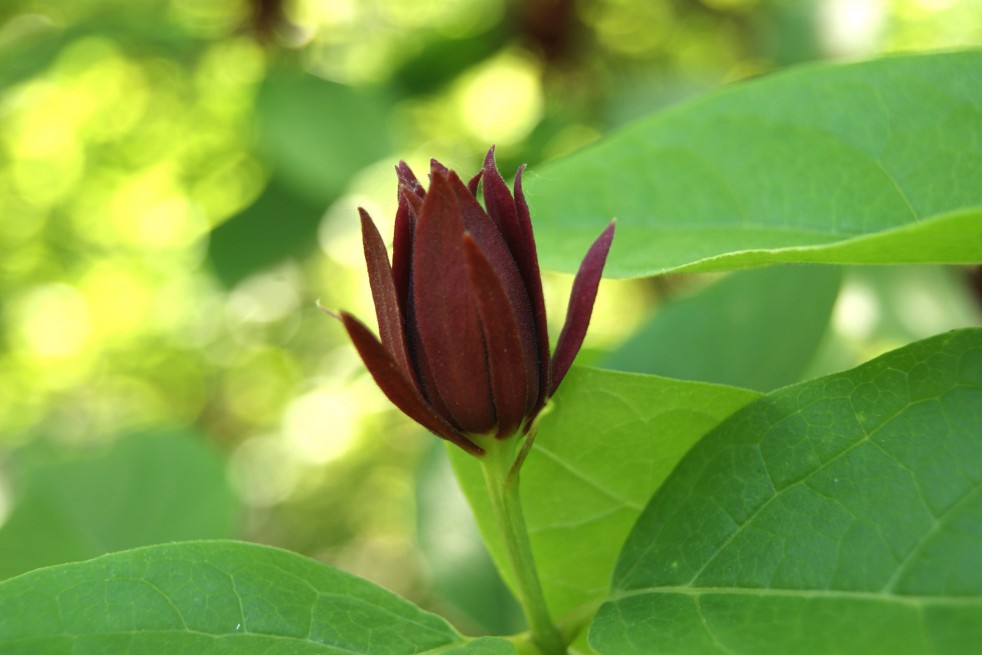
xmin=450 ymin=368 xmax=761 ymax=624
xmin=591 ymin=329 xmax=982 ymax=654
xmin=0 ymin=541 xmax=515 ymax=655
xmin=525 ymin=52 xmax=982 ymax=277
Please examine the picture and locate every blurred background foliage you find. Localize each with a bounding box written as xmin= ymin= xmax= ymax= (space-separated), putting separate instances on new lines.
xmin=0 ymin=0 xmax=980 ymax=638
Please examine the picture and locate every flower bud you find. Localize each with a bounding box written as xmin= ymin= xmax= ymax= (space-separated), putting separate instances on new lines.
xmin=337 ymin=148 xmax=614 ymax=455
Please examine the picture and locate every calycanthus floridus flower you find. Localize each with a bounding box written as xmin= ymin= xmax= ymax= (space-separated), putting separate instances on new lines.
xmin=334 ymin=148 xmax=614 ymax=456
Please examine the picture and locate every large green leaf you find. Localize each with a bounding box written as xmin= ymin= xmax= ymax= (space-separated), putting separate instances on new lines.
xmin=603 ymin=265 xmax=842 ymax=391
xmin=0 ymin=540 xmax=515 ymax=655
xmin=0 ymin=429 xmax=240 ymax=580
xmin=524 ymin=51 xmax=982 ymax=277
xmin=449 ymin=368 xmax=760 ymax=630
xmin=591 ymin=329 xmax=982 ymax=654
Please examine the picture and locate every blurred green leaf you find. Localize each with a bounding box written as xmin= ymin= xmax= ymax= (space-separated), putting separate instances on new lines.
xmin=804 ymin=266 xmax=982 ymax=380
xmin=0 ymin=20 xmax=67 ymax=92
xmin=207 ymin=174 xmax=325 ymax=286
xmin=391 ymin=25 xmax=507 ymax=96
xmin=592 ymin=329 xmax=982 ymax=654
xmin=449 ymin=369 xmax=761 ymax=626
xmin=0 ymin=10 xmax=200 ymax=92
xmin=526 ymin=51 xmax=982 ymax=277
xmin=603 ymin=265 xmax=842 ymax=391
xmin=0 ymin=428 xmax=240 ymax=580
xmin=0 ymin=540 xmax=515 ymax=654
xmin=208 ymin=65 xmax=394 ymax=284
xmin=257 ymin=65 xmax=392 ymax=205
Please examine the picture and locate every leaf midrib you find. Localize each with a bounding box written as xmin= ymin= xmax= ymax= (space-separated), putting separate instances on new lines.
xmin=607 ymin=586 xmax=982 ymax=607
xmin=1 ymin=628 xmax=472 ymax=655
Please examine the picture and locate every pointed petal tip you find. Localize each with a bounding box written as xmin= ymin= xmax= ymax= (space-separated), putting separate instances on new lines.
xmin=599 ymin=218 xmax=616 ymax=243
xmin=395 ymin=162 xmax=425 ymax=200
xmin=467 ymin=170 xmax=483 ymax=196
xmin=336 ymin=309 xmax=359 ymax=326
xmin=548 ymin=220 xmax=617 ymax=396
xmin=513 ymin=164 xmax=529 ymax=204
xmin=456 ymin=436 xmax=485 ymax=457
xmin=316 ymin=300 xmax=340 ymax=320
xmin=430 ymin=158 xmax=450 ymax=177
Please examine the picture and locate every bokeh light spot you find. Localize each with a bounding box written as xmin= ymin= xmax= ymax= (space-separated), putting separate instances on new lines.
xmin=13 ymin=283 xmax=92 ymax=359
xmin=80 ymin=264 xmax=155 ymax=340
xmin=282 ymin=388 xmax=361 ymax=464
xmin=229 ymin=434 xmax=302 ymax=507
xmin=455 ymin=51 xmax=543 ymax=146
xmin=833 ymin=281 xmax=881 ymax=340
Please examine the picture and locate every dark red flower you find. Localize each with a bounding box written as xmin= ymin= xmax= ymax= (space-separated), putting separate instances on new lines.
xmin=337 ymin=148 xmax=615 ymax=455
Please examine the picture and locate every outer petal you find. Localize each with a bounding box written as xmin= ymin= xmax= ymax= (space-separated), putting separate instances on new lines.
xmin=447 ymin=168 xmax=540 ymax=412
xmin=411 ymin=168 xmax=495 ymax=433
xmin=512 ymin=163 xmax=551 ymax=409
xmin=463 ymin=234 xmax=529 ymax=438
xmin=396 ymin=161 xmax=425 ymax=198
xmin=392 ymin=163 xmax=424 ymax=315
xmin=339 ymin=312 xmax=481 ymax=455
xmin=359 ymin=208 xmax=415 ymax=386
xmin=481 ymin=147 xmax=520 ymax=243
xmin=430 ymin=158 xmax=450 ymax=177
xmin=550 ymin=220 xmax=616 ymax=396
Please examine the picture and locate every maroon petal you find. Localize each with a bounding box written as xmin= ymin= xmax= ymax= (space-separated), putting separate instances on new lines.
xmin=512 ymin=163 xmax=551 ymax=409
xmin=480 ymin=147 xmax=519 ymax=242
xmin=359 ymin=208 xmax=415 ymax=386
xmin=467 ymin=170 xmax=483 ymax=196
xmin=447 ymin=168 xmax=540 ymax=412
xmin=550 ymin=220 xmax=616 ymax=396
xmin=340 ymin=312 xmax=481 ymax=455
xmin=396 ymin=161 xmax=425 ymax=198
xmin=430 ymin=158 xmax=450 ymax=177
xmin=463 ymin=234 xmax=529 ymax=438
xmin=411 ymin=168 xmax=495 ymax=434
xmin=392 ymin=185 xmax=423 ymax=313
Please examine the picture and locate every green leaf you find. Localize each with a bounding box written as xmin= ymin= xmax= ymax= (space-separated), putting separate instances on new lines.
xmin=525 ymin=51 xmax=982 ymax=277
xmin=207 ymin=174 xmax=327 ymax=286
xmin=208 ymin=65 xmax=395 ymax=284
xmin=603 ymin=265 xmax=842 ymax=391
xmin=0 ymin=540 xmax=515 ymax=655
xmin=449 ymin=368 xmax=760 ymax=627
xmin=591 ymin=329 xmax=982 ymax=654
xmin=0 ymin=429 xmax=240 ymax=580
xmin=257 ymin=65 xmax=392 ymax=205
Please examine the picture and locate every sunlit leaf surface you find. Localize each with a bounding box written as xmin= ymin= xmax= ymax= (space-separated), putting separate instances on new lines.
xmin=450 ymin=369 xmax=761 ymax=624
xmin=591 ymin=329 xmax=982 ymax=654
xmin=0 ymin=541 xmax=515 ymax=655
xmin=526 ymin=51 xmax=982 ymax=277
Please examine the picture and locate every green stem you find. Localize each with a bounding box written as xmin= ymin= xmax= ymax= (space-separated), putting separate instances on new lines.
xmin=477 ymin=435 xmax=566 ymax=655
